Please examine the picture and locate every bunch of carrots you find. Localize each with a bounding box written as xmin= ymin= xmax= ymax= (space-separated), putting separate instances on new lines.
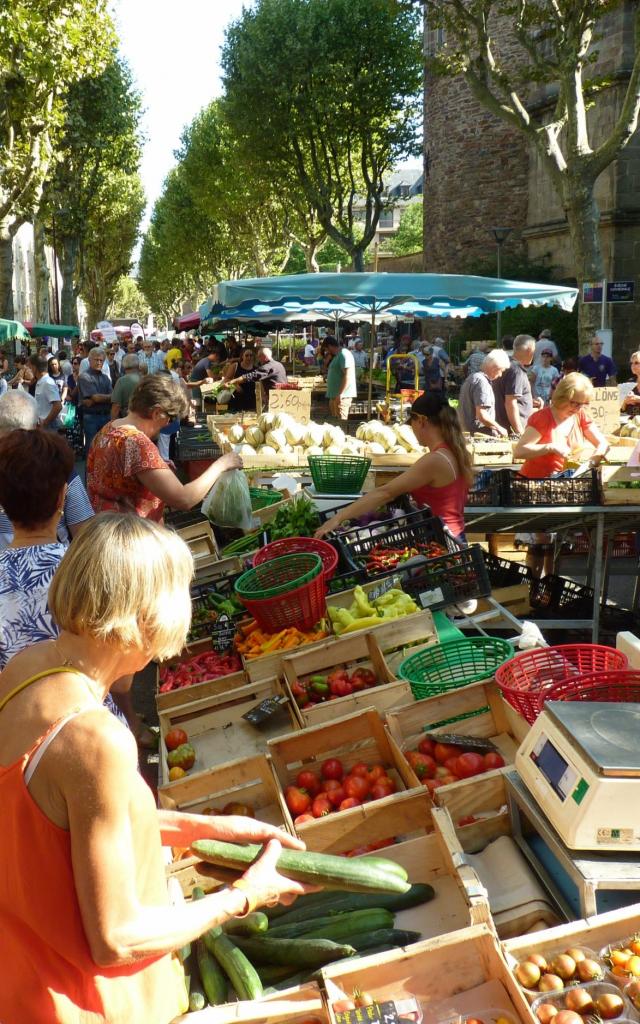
xmin=235 ymin=619 xmax=328 ymax=659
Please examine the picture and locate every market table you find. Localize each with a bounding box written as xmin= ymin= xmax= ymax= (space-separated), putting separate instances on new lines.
xmin=464 ymin=504 xmax=640 ymax=642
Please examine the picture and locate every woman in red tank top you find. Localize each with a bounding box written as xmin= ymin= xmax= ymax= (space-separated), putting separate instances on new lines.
xmin=316 ymin=392 xmax=473 ymax=541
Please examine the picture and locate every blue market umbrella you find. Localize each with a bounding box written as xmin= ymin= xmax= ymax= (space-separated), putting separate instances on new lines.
xmin=212 ymin=272 xmax=578 ymax=412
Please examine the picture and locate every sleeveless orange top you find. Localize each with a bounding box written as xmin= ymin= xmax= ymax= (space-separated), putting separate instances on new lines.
xmin=0 ymin=669 xmax=186 ymax=1024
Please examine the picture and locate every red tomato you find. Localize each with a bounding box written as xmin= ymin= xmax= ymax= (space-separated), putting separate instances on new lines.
xmin=368 ymin=764 xmax=387 ymax=781
xmin=483 ymin=751 xmax=505 ymax=771
xmin=435 ymin=765 xmax=451 ymax=778
xmin=411 ymin=753 xmax=436 ymax=780
xmin=434 ymin=742 xmax=461 ymax=764
xmin=371 ymin=779 xmax=396 ymax=800
xmin=321 ymin=758 xmax=343 ymax=781
xmin=165 ymin=728 xmax=188 ymax=751
xmin=311 ymin=794 xmax=333 ymax=818
xmin=285 ymin=786 xmax=311 ymax=816
xmin=339 ymin=796 xmax=361 ymax=811
xmin=425 ymin=778 xmax=445 ymax=793
xmin=296 ymin=770 xmax=320 ymax=794
xmin=418 ymin=736 xmax=435 ymax=756
xmin=458 ymin=815 xmax=477 ymax=826
xmin=444 ymin=757 xmax=460 ymax=774
xmin=326 ymin=785 xmax=345 ymax=807
xmin=343 ymin=775 xmax=369 ymax=800
xmin=322 ymin=778 xmax=342 ymax=792
xmin=440 ymin=774 xmax=459 ymax=785
xmin=370 ymin=837 xmax=395 ymax=850
xmin=294 ymin=813 xmax=315 ymax=824
xmin=455 ymin=752 xmax=485 ymax=778
xmin=350 ymin=762 xmax=370 ymax=779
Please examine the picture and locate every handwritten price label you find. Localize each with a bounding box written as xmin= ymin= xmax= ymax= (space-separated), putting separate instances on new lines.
xmin=589 ymin=387 xmax=620 ymax=436
xmin=268 ymin=388 xmax=311 ymax=423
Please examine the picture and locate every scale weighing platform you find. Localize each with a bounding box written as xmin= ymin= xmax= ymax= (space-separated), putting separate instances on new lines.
xmin=505 ymin=701 xmax=640 ymax=919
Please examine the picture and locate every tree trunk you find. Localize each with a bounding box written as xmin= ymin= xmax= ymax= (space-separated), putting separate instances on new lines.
xmin=33 ymin=218 xmax=51 ymax=322
xmin=0 ymin=221 xmax=15 ymax=320
xmin=562 ymin=177 xmax=605 ymax=353
xmin=60 ymin=236 xmax=79 ymax=325
xmin=351 ymin=247 xmax=366 ymax=272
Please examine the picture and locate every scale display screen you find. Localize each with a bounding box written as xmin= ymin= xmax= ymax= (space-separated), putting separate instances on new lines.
xmin=530 ymin=732 xmax=578 ymax=801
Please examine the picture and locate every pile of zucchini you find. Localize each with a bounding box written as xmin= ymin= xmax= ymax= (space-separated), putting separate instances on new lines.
xmin=184 ymin=840 xmax=436 ymax=1011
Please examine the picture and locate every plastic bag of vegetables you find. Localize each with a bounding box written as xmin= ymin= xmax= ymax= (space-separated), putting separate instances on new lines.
xmin=202 ymin=470 xmax=255 ymax=530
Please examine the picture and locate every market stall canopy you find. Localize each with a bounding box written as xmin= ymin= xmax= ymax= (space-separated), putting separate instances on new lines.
xmin=214 ymin=272 xmax=578 ymax=318
xmin=24 ymin=322 xmax=80 ymax=338
xmin=0 ymin=318 xmax=30 ymax=342
xmin=176 ymin=311 xmax=200 ymax=331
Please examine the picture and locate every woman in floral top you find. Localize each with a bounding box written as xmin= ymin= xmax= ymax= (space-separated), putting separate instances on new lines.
xmin=87 ymin=374 xmax=241 ymax=520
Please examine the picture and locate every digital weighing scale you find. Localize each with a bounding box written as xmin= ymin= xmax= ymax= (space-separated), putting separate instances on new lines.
xmin=515 ymin=702 xmax=640 ymax=852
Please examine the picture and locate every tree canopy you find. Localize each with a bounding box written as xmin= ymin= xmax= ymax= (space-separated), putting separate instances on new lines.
xmin=222 ymin=0 xmax=423 ymax=270
xmin=384 ymin=198 xmax=423 ymax=256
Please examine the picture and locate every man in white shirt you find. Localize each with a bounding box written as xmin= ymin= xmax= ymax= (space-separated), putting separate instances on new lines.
xmin=533 ymin=329 xmax=559 ymax=366
xmin=28 ymin=356 xmax=62 ymax=430
xmin=352 ymin=340 xmax=369 ymax=371
xmin=138 ymin=339 xmax=164 ymax=374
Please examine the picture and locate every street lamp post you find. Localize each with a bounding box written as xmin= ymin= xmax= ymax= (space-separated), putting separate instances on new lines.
xmin=491 ymin=226 xmax=512 ymax=344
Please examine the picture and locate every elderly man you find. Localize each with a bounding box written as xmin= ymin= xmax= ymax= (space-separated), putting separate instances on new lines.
xmin=110 ymin=353 xmax=141 ymax=418
xmin=138 ymin=338 xmax=164 ymax=374
xmin=578 ymin=334 xmax=617 ymax=386
xmin=458 ymin=349 xmax=511 ymax=436
xmin=28 ymin=355 xmax=63 ymax=431
xmin=228 ymin=345 xmax=287 ymax=392
xmin=352 ymin=339 xmax=369 ymax=372
xmin=493 ymin=334 xmax=541 ymax=436
xmin=0 ymin=391 xmax=93 ymax=547
xmin=463 ymin=339 xmax=489 ymax=377
xmin=78 ymin=346 xmax=112 ymax=453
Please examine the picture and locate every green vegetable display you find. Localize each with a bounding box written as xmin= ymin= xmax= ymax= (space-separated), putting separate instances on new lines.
xmin=268 ymin=495 xmax=320 ymax=540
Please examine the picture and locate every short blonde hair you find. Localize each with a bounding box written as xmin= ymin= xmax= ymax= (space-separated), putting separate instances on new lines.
xmin=630 ymin=351 xmax=640 ymax=362
xmin=49 ymin=513 xmax=193 ymax=660
xmin=551 ymin=371 xmax=594 ymax=408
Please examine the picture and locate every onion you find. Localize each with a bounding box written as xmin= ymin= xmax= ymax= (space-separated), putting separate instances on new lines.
xmin=536 ymin=1005 xmax=558 ymax=1024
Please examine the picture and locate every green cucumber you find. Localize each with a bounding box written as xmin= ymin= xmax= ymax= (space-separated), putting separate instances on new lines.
xmin=256 ymin=963 xmax=301 ymax=985
xmin=268 ymin=907 xmax=393 ymax=941
xmin=223 ymin=911 xmax=269 ymax=936
xmin=350 ymin=928 xmax=422 ymax=951
xmin=266 ymin=883 xmax=435 ymax=926
xmin=184 ymin=947 xmax=207 ymax=1012
xmin=203 ymin=928 xmax=263 ymax=1001
xmin=231 ymin=935 xmax=356 ymax=968
xmin=359 ymin=856 xmax=408 ymax=880
xmin=196 ymin=938 xmax=227 ymax=1006
xmin=264 ymin=970 xmax=313 ymax=992
xmin=191 ymin=839 xmax=410 ymax=894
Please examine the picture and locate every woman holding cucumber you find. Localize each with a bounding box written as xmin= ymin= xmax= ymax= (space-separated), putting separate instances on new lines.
xmin=0 ymin=514 xmax=311 ymax=1024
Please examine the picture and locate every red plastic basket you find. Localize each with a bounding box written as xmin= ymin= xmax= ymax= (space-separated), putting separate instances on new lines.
xmin=494 ymin=644 xmax=629 ymax=724
xmin=542 ymin=671 xmax=640 ymax=705
xmin=235 ymin=554 xmax=327 ymax=632
xmin=253 ymin=537 xmax=339 ymax=580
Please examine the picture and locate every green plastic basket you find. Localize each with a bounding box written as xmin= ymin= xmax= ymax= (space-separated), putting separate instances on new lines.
xmin=234 ymin=552 xmax=322 ymax=600
xmin=307 ymin=455 xmax=371 ymax=495
xmin=249 ymin=487 xmax=283 ymax=511
xmin=398 ymin=637 xmax=514 ymax=701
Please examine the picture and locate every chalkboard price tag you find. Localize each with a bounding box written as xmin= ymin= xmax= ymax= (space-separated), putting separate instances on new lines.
xmin=422 ymin=730 xmax=497 ymax=753
xmin=242 ymin=694 xmax=289 ymax=728
xmin=211 ymin=614 xmax=237 ymax=652
xmin=368 ymin=575 xmax=401 ymax=602
xmin=335 ymin=998 xmax=420 ymax=1024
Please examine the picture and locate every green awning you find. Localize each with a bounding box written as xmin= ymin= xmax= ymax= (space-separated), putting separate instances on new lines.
xmin=27 ymin=322 xmax=80 ymax=338
xmin=0 ymin=318 xmax=30 ymax=342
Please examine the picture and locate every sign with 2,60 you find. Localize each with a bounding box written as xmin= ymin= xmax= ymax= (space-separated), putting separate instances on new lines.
xmin=268 ymin=388 xmax=311 ymax=424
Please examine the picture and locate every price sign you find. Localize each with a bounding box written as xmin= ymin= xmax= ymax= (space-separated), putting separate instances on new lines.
xmin=423 ymin=731 xmax=498 ymax=753
xmin=590 ymin=386 xmax=620 ymax=436
xmin=242 ymin=694 xmax=289 ymax=728
xmin=368 ymin=576 xmax=400 ymax=602
xmin=268 ymin=387 xmax=311 ymax=424
xmin=210 ymin=614 xmax=236 ymax=653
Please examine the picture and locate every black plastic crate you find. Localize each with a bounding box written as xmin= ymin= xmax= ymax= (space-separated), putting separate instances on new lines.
xmin=467 ymin=468 xmax=504 ymax=507
xmin=397 ymin=542 xmax=492 ymax=612
xmin=334 ymin=507 xmax=446 ymax=574
xmin=164 ymin=508 xmax=209 ymax=530
xmin=176 ymin=439 xmax=222 ymax=461
xmin=188 ymin=580 xmax=245 ymax=641
xmin=503 ymin=469 xmax=599 ymax=507
xmin=529 ymin=574 xmax=594 ymax=618
xmin=326 ymin=566 xmax=368 ymax=595
xmin=483 ymin=551 xmax=533 ymax=588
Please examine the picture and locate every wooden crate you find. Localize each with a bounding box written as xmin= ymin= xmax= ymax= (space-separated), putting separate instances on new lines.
xmin=250 ymin=489 xmax=292 ymax=527
xmin=600 ymin=465 xmax=640 ymax=504
xmin=267 ymin=707 xmax=415 ymax=851
xmin=160 ymin=753 xmax=295 ymax=895
xmin=386 ymin=680 xmax=520 ymax=794
xmin=301 ymin=784 xmax=434 ymax=855
xmin=156 ymin=657 xmax=248 ymax=713
xmin=322 ymin=923 xmax=535 ymax=1024
xmin=174 ymin=980 xmax=327 ymax=1024
xmin=476 ymin=584 xmax=531 ymax=617
xmin=190 ymin=554 xmax=244 ymax=588
xmin=177 ymin=520 xmax=220 ymax=561
xmin=242 ymin=632 xmax=330 ymax=684
xmin=327 ymin=582 xmax=437 ymax=650
xmin=435 ymin=768 xmax=511 ymax=853
xmin=282 ymin=631 xmax=410 ymax=727
xmin=159 ymin=676 xmax=299 ymax=785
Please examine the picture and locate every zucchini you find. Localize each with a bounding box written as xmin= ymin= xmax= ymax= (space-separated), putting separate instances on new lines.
xmin=184 ymin=947 xmax=207 ymax=1012
xmin=191 ymin=839 xmax=410 ymax=895
xmin=196 ymin=938 xmax=227 ymax=1006
xmin=203 ymin=928 xmax=264 ymax=1001
xmin=232 ymin=935 xmax=356 ymax=968
xmin=223 ymin=911 xmax=269 ymax=936
xmin=255 ymin=963 xmax=301 ymax=985
xmin=350 ymin=928 xmax=422 ymax=951
xmin=268 ymin=908 xmax=394 ymax=941
xmin=267 ymin=883 xmax=435 ymax=926
xmin=263 ymin=970 xmax=313 ymax=992
xmin=359 ymin=856 xmax=408 ymax=880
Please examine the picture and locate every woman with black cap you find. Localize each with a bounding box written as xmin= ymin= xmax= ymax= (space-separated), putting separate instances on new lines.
xmin=315 ymin=392 xmax=472 ymax=541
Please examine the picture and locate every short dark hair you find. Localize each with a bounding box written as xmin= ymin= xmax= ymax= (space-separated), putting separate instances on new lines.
xmin=29 ymin=356 xmax=48 ymax=374
xmin=0 ymin=429 xmax=73 ymax=528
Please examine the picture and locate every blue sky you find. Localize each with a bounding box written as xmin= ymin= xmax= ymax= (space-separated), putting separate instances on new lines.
xmin=114 ymin=0 xmax=247 ymax=225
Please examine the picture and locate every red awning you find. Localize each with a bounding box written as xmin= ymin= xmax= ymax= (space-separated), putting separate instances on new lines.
xmin=177 ymin=312 xmax=200 ymax=330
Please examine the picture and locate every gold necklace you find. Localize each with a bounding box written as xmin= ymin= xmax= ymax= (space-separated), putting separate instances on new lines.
xmin=53 ymin=639 xmax=103 ymax=704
